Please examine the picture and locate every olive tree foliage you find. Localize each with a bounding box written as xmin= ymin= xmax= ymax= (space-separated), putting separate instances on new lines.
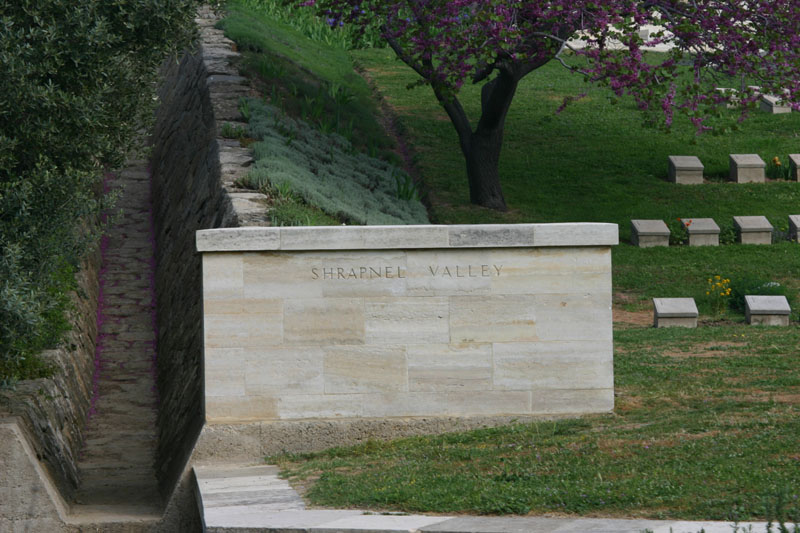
xmin=0 ymin=0 xmax=198 ymax=379
xmin=301 ymin=0 xmax=800 ymax=209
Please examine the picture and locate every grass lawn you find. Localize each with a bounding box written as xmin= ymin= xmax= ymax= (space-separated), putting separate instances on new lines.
xmin=218 ymin=1 xmax=800 ymax=521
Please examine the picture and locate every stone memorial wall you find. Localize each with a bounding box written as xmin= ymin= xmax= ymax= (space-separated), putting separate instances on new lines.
xmin=197 ymin=224 xmax=618 ymax=425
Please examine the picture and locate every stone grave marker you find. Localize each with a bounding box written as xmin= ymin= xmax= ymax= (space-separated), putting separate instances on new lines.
xmin=760 ymin=94 xmax=791 ymax=114
xmin=729 ymin=154 xmax=766 ymax=183
xmin=630 ymin=219 xmax=670 ymax=247
xmin=733 ymin=216 xmax=773 ymax=244
xmin=682 ymin=218 xmax=719 ymax=246
xmin=789 ymin=214 xmax=800 ymax=243
xmin=789 ymin=155 xmax=800 ymax=181
xmin=653 ymin=298 xmax=698 ymax=328
xmin=668 ymin=156 xmax=704 ymax=184
xmin=745 ymin=295 xmax=791 ymax=326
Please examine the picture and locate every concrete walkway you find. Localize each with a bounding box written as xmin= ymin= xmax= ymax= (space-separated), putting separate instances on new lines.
xmin=195 ymin=464 xmax=779 ymax=533
xmin=72 ymin=160 xmax=161 ymax=519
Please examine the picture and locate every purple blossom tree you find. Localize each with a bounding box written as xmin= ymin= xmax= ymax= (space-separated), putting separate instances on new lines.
xmin=301 ymin=0 xmax=800 ymax=210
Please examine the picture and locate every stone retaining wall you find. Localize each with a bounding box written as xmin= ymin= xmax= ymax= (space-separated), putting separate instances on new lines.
xmin=148 ymin=7 xmax=268 ymax=495
xmin=0 ymin=245 xmax=101 ymax=506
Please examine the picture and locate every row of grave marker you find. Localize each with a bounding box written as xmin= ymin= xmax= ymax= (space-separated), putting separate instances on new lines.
xmin=716 ymin=86 xmax=796 ymax=114
xmin=668 ymin=154 xmax=800 ymax=184
xmin=631 ymin=215 xmax=800 ymax=247
xmin=653 ymin=296 xmax=792 ymax=328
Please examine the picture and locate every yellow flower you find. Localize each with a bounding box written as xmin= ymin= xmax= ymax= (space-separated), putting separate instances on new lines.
xmin=715 ymin=275 xmax=721 ymax=280
xmin=706 ymin=291 xmax=710 ymax=295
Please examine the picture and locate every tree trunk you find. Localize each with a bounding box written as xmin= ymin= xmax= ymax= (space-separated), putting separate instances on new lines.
xmin=464 ymin=127 xmax=507 ymax=210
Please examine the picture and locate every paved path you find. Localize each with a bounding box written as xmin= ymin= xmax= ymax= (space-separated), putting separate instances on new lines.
xmin=72 ymin=160 xmax=161 ymax=517
xmin=196 ymin=464 xmax=781 ymax=533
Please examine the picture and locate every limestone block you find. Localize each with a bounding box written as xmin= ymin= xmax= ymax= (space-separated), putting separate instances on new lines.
xmin=405 ymin=250 xmax=493 ymax=297
xmin=653 ymin=298 xmax=698 ymax=328
xmin=531 ymin=293 xmax=613 ymax=342
xmin=745 ymin=295 xmax=791 ymax=326
xmin=203 ymin=253 xmax=244 ymax=300
xmin=407 ymin=343 xmax=492 ymax=392
xmin=682 ymin=217 xmax=720 ymax=246
xmin=206 ymin=395 xmax=279 ymax=422
xmin=198 ymin=229 xmax=279 ymax=252
xmin=205 ymin=367 xmax=246 ymax=397
xmin=323 ymin=345 xmax=407 ymax=394
xmin=530 ymin=223 xmax=619 ymax=247
xmin=630 ymin=219 xmax=669 ymax=247
xmin=789 ymin=214 xmax=800 ymax=242
xmin=760 ymin=94 xmax=791 ymax=114
xmin=668 ymin=156 xmax=704 ymax=184
xmin=243 ymin=251 xmax=410 ymax=299
xmin=729 ymin=154 xmax=766 ymax=183
xmin=448 ymin=224 xmax=536 ymax=247
xmin=244 ymin=347 xmax=325 ymax=396
xmin=488 ymin=247 xmax=611 ymax=296
xmin=530 ymin=388 xmax=614 ymax=414
xmin=279 ymin=225 xmax=449 ymax=251
xmin=283 ymin=298 xmax=365 ymax=345
xmin=790 ymin=154 xmax=800 ymax=181
xmin=204 ymin=300 xmax=283 ymax=349
xmin=365 ymin=298 xmax=449 ymax=344
xmin=733 ymin=216 xmax=773 ymax=245
xmin=272 ymin=394 xmax=367 ymax=420
xmin=493 ymin=341 xmax=613 ymax=391
xmin=449 ymin=295 xmax=538 ymax=343
xmin=359 ymin=391 xmax=533 ymax=418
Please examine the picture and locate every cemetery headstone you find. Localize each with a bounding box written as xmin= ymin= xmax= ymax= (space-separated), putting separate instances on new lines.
xmin=668 ymin=156 xmax=704 ymax=184
xmin=760 ymin=94 xmax=791 ymax=114
xmin=653 ymin=298 xmax=699 ymax=328
xmin=733 ymin=216 xmax=773 ymax=245
xmin=745 ymin=295 xmax=791 ymax=326
xmin=789 ymin=214 xmax=800 ymax=243
xmin=630 ymin=219 xmax=670 ymax=247
xmin=729 ymin=154 xmax=766 ymax=183
xmin=682 ymin=218 xmax=720 ymax=246
xmin=789 ymin=154 xmax=800 ymax=181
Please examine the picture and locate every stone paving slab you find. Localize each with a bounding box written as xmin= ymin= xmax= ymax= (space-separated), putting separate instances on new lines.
xmin=196 ymin=465 xmax=781 ymax=533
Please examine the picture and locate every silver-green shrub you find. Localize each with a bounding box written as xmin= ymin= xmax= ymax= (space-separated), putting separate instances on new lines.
xmin=245 ymin=99 xmax=429 ymax=226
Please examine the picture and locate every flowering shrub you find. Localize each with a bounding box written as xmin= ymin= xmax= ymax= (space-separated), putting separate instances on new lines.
xmin=668 ymin=218 xmax=691 ymax=245
xmin=705 ymin=276 xmax=732 ymax=319
xmin=766 ymin=156 xmax=792 ymax=181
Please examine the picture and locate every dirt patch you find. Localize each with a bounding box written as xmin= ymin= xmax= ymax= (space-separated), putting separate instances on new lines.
xmin=613 ymin=307 xmax=652 ymax=327
xmin=740 ymin=392 xmax=800 ymax=404
xmin=663 ymin=341 xmax=746 ymax=358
